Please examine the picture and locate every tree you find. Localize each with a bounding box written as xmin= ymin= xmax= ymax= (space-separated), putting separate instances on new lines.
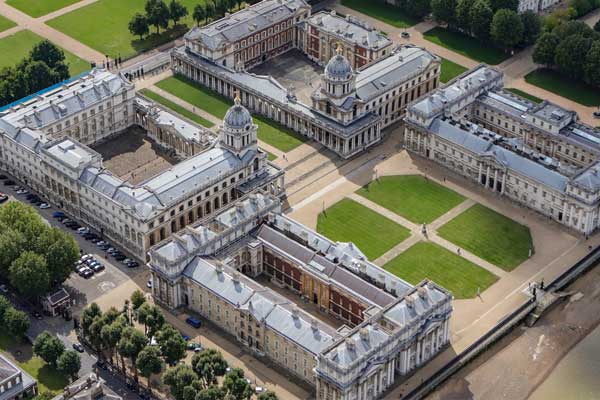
xmin=29 ymin=40 xmax=65 ymax=70
xmin=57 ymin=350 xmax=81 ymax=380
xmin=491 ymin=9 xmax=524 ymax=49
xmin=203 ymin=2 xmax=214 ymax=23
xmin=117 ymin=326 xmax=147 ymax=380
xmin=25 ymin=61 xmax=58 ymax=96
xmin=403 ymin=0 xmax=432 ymax=18
xmin=131 ymin=290 xmax=146 ymax=310
xmin=101 ymin=316 xmax=126 ymax=367
xmin=169 ymin=0 xmax=188 ymax=26
xmin=456 ymin=0 xmax=476 ymax=33
xmin=146 ymin=0 xmax=171 ymax=33
xmin=431 ymin=0 xmax=457 ymax=26
xmin=0 ymin=295 xmax=11 ymax=322
xmin=0 ymin=229 xmax=25 ymax=278
xmin=470 ymin=0 xmax=493 ymax=40
xmin=163 ymin=364 xmax=198 ymax=400
xmin=9 ymin=251 xmax=50 ymax=298
xmin=569 ymin=0 xmax=594 ymax=17
xmin=44 ymin=230 xmax=79 ymax=285
xmin=532 ymin=32 xmax=561 ymax=66
xmin=552 ymin=20 xmax=595 ymax=39
xmin=193 ymin=4 xmax=206 ymax=25
xmin=136 ymin=346 xmax=163 ymax=391
xmin=191 ymin=349 xmax=228 ymax=387
xmin=136 ymin=303 xmax=164 ymax=337
xmin=520 ymin=11 xmax=541 ymax=45
xmin=223 ymin=368 xmax=253 ymax=400
xmin=490 ymin=0 xmax=518 ymax=11
xmin=34 ymin=331 xmax=66 ymax=367
xmin=584 ymin=40 xmax=600 ymax=86
xmin=257 ymin=392 xmax=278 ymax=400
xmin=156 ymin=325 xmax=186 ymax=366
xmin=81 ymin=303 xmax=102 ymax=337
xmin=594 ymin=20 xmax=600 ymax=33
xmin=196 ymin=386 xmax=225 ymax=400
xmin=4 ymin=307 xmax=29 ymax=338
xmin=554 ymin=34 xmax=592 ymax=78
xmin=129 ymin=13 xmax=150 ymax=40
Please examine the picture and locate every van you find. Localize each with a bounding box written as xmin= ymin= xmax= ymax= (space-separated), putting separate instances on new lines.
xmin=185 ymin=317 xmax=201 ymax=328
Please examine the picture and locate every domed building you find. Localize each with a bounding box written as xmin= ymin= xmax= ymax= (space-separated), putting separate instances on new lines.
xmin=220 ymin=93 xmax=258 ymax=158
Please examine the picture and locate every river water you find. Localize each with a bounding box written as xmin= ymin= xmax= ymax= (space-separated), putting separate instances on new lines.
xmin=529 ymin=324 xmax=600 ymax=400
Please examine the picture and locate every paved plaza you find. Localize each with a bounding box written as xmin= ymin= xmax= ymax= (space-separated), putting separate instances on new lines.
xmin=92 ymin=127 xmax=178 ymax=185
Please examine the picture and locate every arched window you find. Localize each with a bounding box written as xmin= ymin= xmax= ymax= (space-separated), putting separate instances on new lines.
xmin=214 ymin=197 xmax=220 ymax=210
xmin=171 ymin=220 xmax=176 ymax=233
xmin=253 ymin=158 xmax=259 ymax=172
xmin=205 ymin=202 xmax=211 ymax=214
xmin=222 ymin=192 xmax=228 ymax=205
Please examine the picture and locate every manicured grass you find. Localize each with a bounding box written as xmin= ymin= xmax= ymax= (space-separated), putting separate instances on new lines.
xmin=438 ymin=204 xmax=533 ymax=271
xmin=440 ymin=58 xmax=468 ymax=84
xmin=140 ymin=89 xmax=214 ymax=128
xmin=525 ymin=69 xmax=600 ymax=107
xmin=0 ymin=15 xmax=16 ymax=33
xmin=357 ymin=175 xmax=465 ymax=224
xmin=0 ymin=331 xmax=69 ymax=394
xmin=0 ymin=30 xmax=89 ymax=75
xmin=341 ymin=0 xmax=419 ymax=28
xmin=383 ymin=241 xmax=498 ymax=299
xmin=317 ymin=198 xmax=411 ymax=260
xmin=266 ymin=151 xmax=277 ymax=161
xmin=505 ymin=88 xmax=543 ymax=104
xmin=156 ymin=75 xmax=307 ymax=152
xmin=423 ymin=27 xmax=510 ymax=65
xmin=6 ymin=0 xmax=82 ymax=17
xmin=47 ymin=0 xmax=203 ymax=59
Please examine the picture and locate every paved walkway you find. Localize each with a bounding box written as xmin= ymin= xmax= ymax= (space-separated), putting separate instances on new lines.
xmin=0 ymin=0 xmax=103 ymax=62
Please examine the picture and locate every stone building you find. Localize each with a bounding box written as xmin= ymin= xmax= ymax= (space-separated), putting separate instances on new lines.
xmin=172 ymin=0 xmax=440 ymax=159
xmin=301 ymin=11 xmax=393 ymax=70
xmin=405 ymin=64 xmax=600 ymax=235
xmin=148 ymin=195 xmax=452 ymax=399
xmin=0 ymin=354 xmax=37 ymax=400
xmin=0 ymin=69 xmax=284 ymax=260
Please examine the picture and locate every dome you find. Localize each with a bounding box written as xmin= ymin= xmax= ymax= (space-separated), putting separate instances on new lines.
xmin=223 ymin=95 xmax=252 ymax=130
xmin=325 ymin=45 xmax=353 ymax=81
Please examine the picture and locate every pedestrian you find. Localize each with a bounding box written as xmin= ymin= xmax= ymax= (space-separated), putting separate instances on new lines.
xmin=457 ymin=248 xmax=461 ymax=255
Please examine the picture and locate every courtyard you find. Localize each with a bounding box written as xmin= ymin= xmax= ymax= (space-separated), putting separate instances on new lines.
xmin=92 ymin=127 xmax=178 ymax=185
xmin=250 ymin=49 xmax=323 ymax=105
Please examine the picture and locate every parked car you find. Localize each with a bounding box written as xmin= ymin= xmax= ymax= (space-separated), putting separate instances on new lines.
xmin=52 ymin=211 xmax=65 ymax=218
xmin=126 ymin=261 xmax=139 ymax=268
xmin=180 ymin=333 xmax=190 ymax=341
xmin=593 ymin=110 xmax=600 ymax=119
xmin=39 ymin=203 xmax=50 ymax=209
xmin=3 ymin=180 xmax=15 ymax=186
xmin=92 ymin=264 xmax=105 ymax=273
xmin=0 ymin=174 xmax=7 ymax=180
xmin=401 ymin=31 xmax=410 ymax=38
xmin=255 ymin=387 xmax=266 ymax=394
xmin=90 ymin=237 xmax=101 ymax=243
xmin=0 ymin=194 xmax=8 ymax=203
xmin=77 ymin=227 xmax=90 ymax=235
xmin=96 ymin=241 xmax=108 ymax=247
xmin=114 ymin=254 xmax=126 ymax=261
xmin=81 ymin=254 xmax=93 ymax=261
xmin=185 ymin=317 xmax=201 ymax=329
xmin=15 ymin=189 xmax=28 ymax=195
xmin=147 ymin=279 xmax=152 ymax=288
xmin=80 ymin=268 xmax=94 ymax=279
xmin=72 ymin=343 xmax=85 ymax=353
xmin=122 ymin=258 xmax=133 ymax=265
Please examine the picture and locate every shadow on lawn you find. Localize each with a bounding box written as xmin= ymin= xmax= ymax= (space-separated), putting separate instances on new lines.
xmin=131 ymin=24 xmax=189 ymax=55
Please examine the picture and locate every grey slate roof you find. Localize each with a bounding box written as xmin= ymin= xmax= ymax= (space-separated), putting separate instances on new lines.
xmin=0 ymin=354 xmax=36 ymax=400
xmin=185 ymin=0 xmax=309 ymax=51
xmin=383 ymin=283 xmax=449 ymax=328
xmin=324 ymin=323 xmax=390 ymax=365
xmin=571 ymin=162 xmax=600 ymax=191
xmin=308 ymin=12 xmax=392 ymax=51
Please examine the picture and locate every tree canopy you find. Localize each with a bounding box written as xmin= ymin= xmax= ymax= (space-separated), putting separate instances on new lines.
xmin=34 ymin=331 xmax=66 ymax=367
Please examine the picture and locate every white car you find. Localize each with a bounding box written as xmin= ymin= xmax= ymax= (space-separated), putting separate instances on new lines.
xmin=81 ymin=254 xmax=93 ymax=262
xmin=255 ymin=387 xmax=265 ymax=394
xmin=16 ymin=189 xmax=28 ymax=195
xmin=39 ymin=203 xmax=50 ymax=209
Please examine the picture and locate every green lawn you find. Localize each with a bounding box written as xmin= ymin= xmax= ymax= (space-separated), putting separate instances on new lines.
xmin=317 ymin=198 xmax=411 ymax=260
xmin=0 ymin=15 xmax=16 ymax=33
xmin=383 ymin=241 xmax=498 ymax=299
xmin=357 ymin=175 xmax=465 ymax=224
xmin=525 ymin=69 xmax=600 ymax=107
xmin=0 ymin=331 xmax=69 ymax=394
xmin=340 ymin=0 xmax=420 ymax=28
xmin=423 ymin=27 xmax=510 ymax=65
xmin=6 ymin=0 xmax=82 ymax=17
xmin=438 ymin=204 xmax=533 ymax=271
xmin=156 ymin=75 xmax=307 ymax=152
xmin=0 ymin=30 xmax=89 ymax=75
xmin=440 ymin=58 xmax=468 ymax=84
xmin=266 ymin=151 xmax=277 ymax=161
xmin=140 ymin=89 xmax=214 ymax=128
xmin=505 ymin=88 xmax=543 ymax=104
xmin=47 ymin=0 xmax=203 ymax=59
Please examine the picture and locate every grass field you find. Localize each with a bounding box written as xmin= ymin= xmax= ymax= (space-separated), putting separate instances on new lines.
xmin=139 ymin=89 xmax=214 ymax=128
xmin=156 ymin=75 xmax=307 ymax=152
xmin=6 ymin=0 xmax=81 ymax=17
xmin=340 ymin=0 xmax=419 ymax=28
xmin=525 ymin=69 xmax=600 ymax=107
xmin=0 ymin=30 xmax=89 ymax=75
xmin=357 ymin=175 xmax=465 ymax=224
xmin=423 ymin=27 xmax=510 ymax=65
xmin=0 ymin=331 xmax=69 ymax=394
xmin=0 ymin=15 xmax=16 ymax=33
xmin=47 ymin=0 xmax=203 ymax=59
xmin=505 ymin=88 xmax=543 ymax=104
xmin=383 ymin=241 xmax=498 ymax=299
xmin=440 ymin=58 xmax=468 ymax=84
xmin=438 ymin=204 xmax=533 ymax=271
xmin=266 ymin=151 xmax=277 ymax=161
xmin=317 ymin=198 xmax=411 ymax=260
